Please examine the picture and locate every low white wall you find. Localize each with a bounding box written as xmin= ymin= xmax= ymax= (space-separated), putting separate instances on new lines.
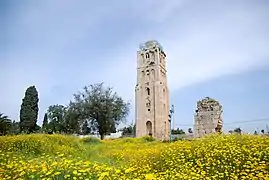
xmin=77 ymin=132 xmax=122 ymax=139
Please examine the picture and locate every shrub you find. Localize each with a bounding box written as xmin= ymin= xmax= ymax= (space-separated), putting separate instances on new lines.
xmin=80 ymin=136 xmax=101 ymax=145
xmin=142 ymin=135 xmax=156 ymax=142
xmin=121 ymin=137 xmax=136 ymax=143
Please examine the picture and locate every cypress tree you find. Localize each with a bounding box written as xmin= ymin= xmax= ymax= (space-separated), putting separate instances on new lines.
xmin=19 ymin=86 xmax=39 ymax=133
xmin=42 ymin=113 xmax=48 ymax=132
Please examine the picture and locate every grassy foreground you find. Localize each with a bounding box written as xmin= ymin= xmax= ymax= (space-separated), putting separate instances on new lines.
xmin=0 ymin=134 xmax=269 ymax=180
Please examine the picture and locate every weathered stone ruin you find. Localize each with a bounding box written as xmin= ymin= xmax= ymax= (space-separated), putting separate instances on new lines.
xmin=194 ymin=97 xmax=223 ymax=138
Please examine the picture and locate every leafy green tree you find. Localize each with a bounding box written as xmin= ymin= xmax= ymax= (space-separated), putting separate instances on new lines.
xmin=122 ymin=125 xmax=133 ymax=136
xmin=234 ymin=127 xmax=242 ymax=134
xmin=188 ymin=128 xmax=193 ymax=134
xmin=9 ymin=121 xmax=20 ymax=135
xmin=34 ymin=124 xmax=41 ymax=132
xmin=64 ymin=102 xmax=81 ymax=134
xmin=0 ymin=113 xmax=12 ymax=135
xmin=133 ymin=124 xmax=136 ymax=137
xmin=47 ymin=104 xmax=67 ymax=133
xmin=45 ymin=102 xmax=81 ymax=134
xmin=19 ymin=86 xmax=39 ymax=133
xmin=71 ymin=83 xmax=130 ymax=140
xmin=171 ymin=128 xmax=185 ymax=135
xmin=122 ymin=124 xmax=135 ymax=137
xmin=81 ymin=120 xmax=91 ymax=135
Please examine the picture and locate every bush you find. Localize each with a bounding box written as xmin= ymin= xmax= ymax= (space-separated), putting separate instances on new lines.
xmin=172 ymin=136 xmax=184 ymax=142
xmin=121 ymin=137 xmax=136 ymax=143
xmin=142 ymin=135 xmax=155 ymax=142
xmin=80 ymin=136 xmax=101 ymax=145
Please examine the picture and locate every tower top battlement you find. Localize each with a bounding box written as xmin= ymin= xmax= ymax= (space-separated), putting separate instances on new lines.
xmin=139 ymin=40 xmax=163 ymax=51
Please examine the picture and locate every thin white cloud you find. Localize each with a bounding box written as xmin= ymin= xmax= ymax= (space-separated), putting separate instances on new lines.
xmin=1 ymin=0 xmax=269 ymax=124
xmin=99 ymin=0 xmax=269 ymax=97
xmin=160 ymin=1 xmax=269 ymax=90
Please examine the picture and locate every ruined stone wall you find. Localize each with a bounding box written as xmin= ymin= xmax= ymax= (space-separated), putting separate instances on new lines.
xmin=194 ymin=97 xmax=223 ymax=138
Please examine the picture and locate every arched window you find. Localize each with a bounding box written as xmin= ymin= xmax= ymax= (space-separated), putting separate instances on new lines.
xmin=146 ymin=88 xmax=150 ymax=95
xmin=151 ymin=69 xmax=155 ymax=79
xmin=146 ymin=121 xmax=152 ymax=136
xmin=146 ymin=53 xmax=150 ymax=58
xmin=146 ymin=72 xmax=150 ymax=82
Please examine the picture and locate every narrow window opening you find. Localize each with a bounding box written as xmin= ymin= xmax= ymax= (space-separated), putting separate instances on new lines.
xmin=148 ymin=109 xmax=150 ymax=111
xmin=146 ymin=53 xmax=150 ymax=58
xmin=146 ymin=88 xmax=150 ymax=95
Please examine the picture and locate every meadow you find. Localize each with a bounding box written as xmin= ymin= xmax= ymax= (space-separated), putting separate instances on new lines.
xmin=0 ymin=134 xmax=268 ymax=180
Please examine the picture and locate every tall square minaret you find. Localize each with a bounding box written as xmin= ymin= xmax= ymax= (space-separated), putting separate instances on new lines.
xmin=135 ymin=40 xmax=170 ymax=140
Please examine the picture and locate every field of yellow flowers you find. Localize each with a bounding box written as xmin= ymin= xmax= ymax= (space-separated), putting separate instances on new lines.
xmin=0 ymin=134 xmax=269 ymax=180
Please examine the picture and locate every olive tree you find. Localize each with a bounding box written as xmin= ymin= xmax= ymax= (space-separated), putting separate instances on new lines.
xmin=72 ymin=83 xmax=130 ymax=139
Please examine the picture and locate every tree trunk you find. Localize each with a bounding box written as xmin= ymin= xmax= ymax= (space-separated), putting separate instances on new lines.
xmin=100 ymin=133 xmax=105 ymax=140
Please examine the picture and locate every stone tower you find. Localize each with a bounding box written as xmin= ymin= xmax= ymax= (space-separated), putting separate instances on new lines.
xmin=194 ymin=97 xmax=223 ymax=138
xmin=135 ymin=40 xmax=170 ymax=141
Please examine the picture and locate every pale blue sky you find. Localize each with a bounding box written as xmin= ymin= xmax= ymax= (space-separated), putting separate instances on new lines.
xmin=1 ymin=0 xmax=269 ymax=133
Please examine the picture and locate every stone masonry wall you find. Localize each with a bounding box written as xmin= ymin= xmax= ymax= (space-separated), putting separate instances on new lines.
xmin=194 ymin=97 xmax=223 ymax=138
